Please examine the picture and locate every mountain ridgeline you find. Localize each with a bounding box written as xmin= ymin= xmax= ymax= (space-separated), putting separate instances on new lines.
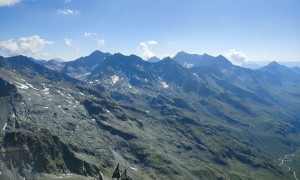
xmin=0 ymin=51 xmax=299 ymax=179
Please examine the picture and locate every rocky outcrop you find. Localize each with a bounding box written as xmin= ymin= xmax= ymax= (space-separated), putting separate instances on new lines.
xmin=0 ymin=78 xmax=17 ymax=97
xmin=0 ymin=130 xmax=101 ymax=177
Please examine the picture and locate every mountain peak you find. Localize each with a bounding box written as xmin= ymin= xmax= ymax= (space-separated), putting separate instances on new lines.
xmin=51 ymin=58 xmax=64 ymax=63
xmin=162 ymin=57 xmax=173 ymax=61
xmin=148 ymin=56 xmax=161 ymax=63
xmin=89 ymin=50 xmax=110 ymax=57
xmin=177 ymin=51 xmax=189 ymax=55
xmin=61 ymin=50 xmax=111 ymax=77
xmin=202 ymin=53 xmax=211 ymax=57
xmin=259 ymin=61 xmax=291 ymax=74
xmin=173 ymin=52 xmax=232 ymax=68
xmin=175 ymin=51 xmax=201 ymax=57
xmin=211 ymin=55 xmax=232 ymax=67
xmin=90 ymin=50 xmax=102 ymax=54
xmin=260 ymin=61 xmax=285 ymax=70
xmin=268 ymin=61 xmax=280 ymax=67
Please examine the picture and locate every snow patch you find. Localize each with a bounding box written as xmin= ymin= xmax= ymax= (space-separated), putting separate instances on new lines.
xmin=184 ymin=62 xmax=195 ymax=68
xmin=130 ymin=167 xmax=137 ymax=171
xmin=15 ymin=82 xmax=29 ymax=89
xmin=26 ymin=82 xmax=39 ymax=90
xmin=57 ymin=90 xmax=65 ymax=96
xmin=2 ymin=123 xmax=7 ymax=131
xmin=160 ymin=81 xmax=169 ymax=88
xmin=42 ymin=86 xmax=49 ymax=92
xmin=193 ymin=73 xmax=201 ymax=80
xmin=111 ymin=75 xmax=120 ymax=84
xmin=76 ymin=73 xmax=91 ymax=78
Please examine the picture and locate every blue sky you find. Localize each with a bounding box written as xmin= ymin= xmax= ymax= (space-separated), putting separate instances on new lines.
xmin=0 ymin=0 xmax=299 ymax=64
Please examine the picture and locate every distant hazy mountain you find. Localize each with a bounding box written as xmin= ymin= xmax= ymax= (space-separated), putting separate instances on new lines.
xmin=52 ymin=58 xmax=65 ymax=63
xmin=277 ymin=61 xmax=300 ymax=68
xmin=173 ymin=51 xmax=232 ymax=68
xmin=240 ymin=62 xmax=264 ymax=69
xmin=241 ymin=61 xmax=300 ymax=69
xmin=35 ymin=59 xmax=65 ymax=72
xmin=147 ymin=56 xmax=161 ymax=63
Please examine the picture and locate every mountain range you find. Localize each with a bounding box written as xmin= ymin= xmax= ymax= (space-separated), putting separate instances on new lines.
xmin=0 ymin=51 xmax=299 ymax=179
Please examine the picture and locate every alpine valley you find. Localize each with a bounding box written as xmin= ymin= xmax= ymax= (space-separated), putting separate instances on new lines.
xmin=0 ymin=51 xmax=300 ymax=180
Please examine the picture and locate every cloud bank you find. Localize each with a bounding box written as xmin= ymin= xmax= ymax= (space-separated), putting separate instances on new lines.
xmin=84 ymin=32 xmax=97 ymax=37
xmin=0 ymin=0 xmax=20 ymax=6
xmin=139 ymin=40 xmax=157 ymax=60
xmin=96 ymin=39 xmax=105 ymax=47
xmin=147 ymin=40 xmax=157 ymax=45
xmin=0 ymin=35 xmax=53 ymax=58
xmin=64 ymin=38 xmax=73 ymax=47
xmin=228 ymin=49 xmax=247 ymax=65
xmin=58 ymin=9 xmax=79 ymax=15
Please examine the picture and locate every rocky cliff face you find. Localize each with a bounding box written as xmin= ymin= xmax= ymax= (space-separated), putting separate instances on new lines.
xmin=0 ymin=130 xmax=102 ymax=179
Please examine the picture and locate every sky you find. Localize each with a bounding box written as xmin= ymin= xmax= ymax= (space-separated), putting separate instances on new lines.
xmin=0 ymin=0 xmax=299 ymax=64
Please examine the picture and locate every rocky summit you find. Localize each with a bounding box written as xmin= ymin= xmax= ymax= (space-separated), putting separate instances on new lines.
xmin=0 ymin=52 xmax=300 ymax=180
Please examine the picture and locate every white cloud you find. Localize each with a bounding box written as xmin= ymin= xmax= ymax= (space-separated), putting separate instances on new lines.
xmin=64 ymin=38 xmax=73 ymax=47
xmin=0 ymin=39 xmax=18 ymax=53
xmin=64 ymin=38 xmax=81 ymax=51
xmin=0 ymin=35 xmax=53 ymax=58
xmin=0 ymin=0 xmax=20 ymax=6
xmin=228 ymin=49 xmax=247 ymax=65
xmin=147 ymin=40 xmax=157 ymax=45
xmin=96 ymin=39 xmax=105 ymax=47
xmin=41 ymin=52 xmax=54 ymax=59
xmin=139 ymin=42 xmax=147 ymax=47
xmin=18 ymin=36 xmax=53 ymax=54
xmin=168 ymin=41 xmax=178 ymax=46
xmin=139 ymin=40 xmax=157 ymax=60
xmin=64 ymin=0 xmax=71 ymax=2
xmin=122 ymin=50 xmax=131 ymax=56
xmin=84 ymin=32 xmax=97 ymax=37
xmin=58 ymin=9 xmax=79 ymax=15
